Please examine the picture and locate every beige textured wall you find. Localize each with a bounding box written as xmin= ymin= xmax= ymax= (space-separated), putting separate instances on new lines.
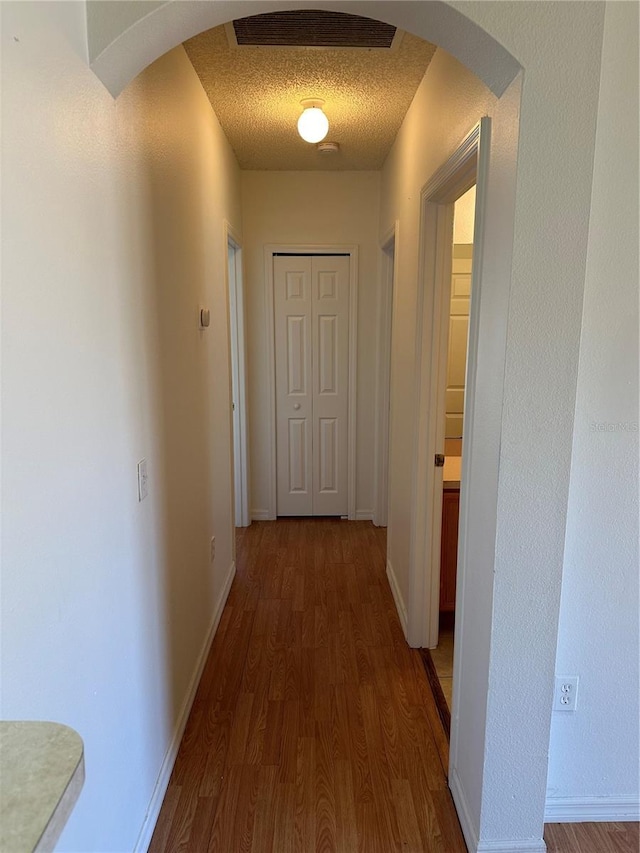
xmin=241 ymin=170 xmax=381 ymax=518
xmin=0 ymin=8 xmax=241 ymax=848
xmin=380 ymin=48 xmax=496 ymax=608
xmin=453 ymin=185 xmax=476 ymax=243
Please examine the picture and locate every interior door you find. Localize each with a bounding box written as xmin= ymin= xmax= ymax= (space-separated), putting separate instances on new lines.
xmin=274 ymin=254 xmax=349 ymax=516
xmin=311 ymin=255 xmax=349 ymax=516
xmin=275 ymin=256 xmax=313 ymax=515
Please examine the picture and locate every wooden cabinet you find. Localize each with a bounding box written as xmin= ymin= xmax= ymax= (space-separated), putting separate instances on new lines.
xmin=439 ymin=486 xmax=460 ymax=613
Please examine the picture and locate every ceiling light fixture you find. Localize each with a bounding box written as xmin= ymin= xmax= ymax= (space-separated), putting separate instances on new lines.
xmin=297 ymin=98 xmax=329 ymax=143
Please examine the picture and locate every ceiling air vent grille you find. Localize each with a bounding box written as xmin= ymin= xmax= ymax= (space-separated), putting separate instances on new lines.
xmin=232 ymin=11 xmax=397 ymax=49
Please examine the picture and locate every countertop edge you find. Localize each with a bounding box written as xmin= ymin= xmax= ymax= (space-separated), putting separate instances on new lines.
xmin=34 ymin=750 xmax=85 ymax=853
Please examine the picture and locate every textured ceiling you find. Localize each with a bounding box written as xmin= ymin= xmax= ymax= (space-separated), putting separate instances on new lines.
xmin=183 ymin=18 xmax=436 ymax=171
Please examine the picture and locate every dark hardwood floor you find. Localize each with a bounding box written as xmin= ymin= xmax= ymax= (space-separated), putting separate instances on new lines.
xmin=149 ymin=519 xmax=639 ymax=853
xmin=149 ymin=519 xmax=463 ymax=852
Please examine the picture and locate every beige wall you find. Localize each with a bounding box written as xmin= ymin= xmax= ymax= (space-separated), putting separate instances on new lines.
xmin=453 ymin=185 xmax=476 ymax=243
xmin=0 ymin=8 xmax=241 ymax=848
xmin=380 ymin=47 xmax=496 ymax=608
xmin=241 ymin=170 xmax=381 ymax=518
xmin=446 ymin=249 xmax=473 ymax=439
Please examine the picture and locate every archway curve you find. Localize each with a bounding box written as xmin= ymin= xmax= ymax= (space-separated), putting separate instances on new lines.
xmin=88 ymin=0 xmax=522 ymax=99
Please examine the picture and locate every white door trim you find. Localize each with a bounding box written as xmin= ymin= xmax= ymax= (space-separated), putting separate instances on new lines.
xmin=407 ymin=120 xmax=489 ymax=649
xmin=224 ymin=221 xmax=250 ymax=528
xmin=264 ymin=243 xmax=358 ymax=520
xmin=373 ymin=223 xmax=398 ymax=528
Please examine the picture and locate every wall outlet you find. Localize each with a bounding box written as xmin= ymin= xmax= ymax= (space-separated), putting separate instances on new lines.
xmin=554 ymin=676 xmax=579 ymax=712
xmin=210 ymin=536 xmax=216 ymax=564
xmin=137 ymin=459 xmax=148 ymax=502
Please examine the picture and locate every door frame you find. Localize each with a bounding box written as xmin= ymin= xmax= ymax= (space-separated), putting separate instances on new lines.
xmin=407 ymin=120 xmax=490 ymax=649
xmin=225 ymin=221 xmax=250 ymax=528
xmin=264 ymin=243 xmax=359 ymax=520
xmin=373 ymin=223 xmax=399 ymax=528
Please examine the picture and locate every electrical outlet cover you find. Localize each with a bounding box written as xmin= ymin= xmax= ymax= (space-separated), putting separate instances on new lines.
xmin=554 ymin=676 xmax=579 ymax=711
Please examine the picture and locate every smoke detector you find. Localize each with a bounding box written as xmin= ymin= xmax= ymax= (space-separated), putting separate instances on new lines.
xmin=317 ymin=142 xmax=340 ymax=153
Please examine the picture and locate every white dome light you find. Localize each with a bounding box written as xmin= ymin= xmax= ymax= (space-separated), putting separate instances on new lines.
xmin=297 ymin=99 xmax=329 ymax=144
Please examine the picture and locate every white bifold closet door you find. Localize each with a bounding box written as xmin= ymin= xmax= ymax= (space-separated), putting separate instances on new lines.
xmin=274 ymin=255 xmax=350 ymax=516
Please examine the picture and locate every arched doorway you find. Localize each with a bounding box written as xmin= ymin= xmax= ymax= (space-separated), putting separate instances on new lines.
xmin=81 ymin=4 xmax=607 ymax=850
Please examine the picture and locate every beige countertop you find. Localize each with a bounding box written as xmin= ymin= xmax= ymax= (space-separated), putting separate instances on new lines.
xmin=0 ymin=721 xmax=85 ymax=853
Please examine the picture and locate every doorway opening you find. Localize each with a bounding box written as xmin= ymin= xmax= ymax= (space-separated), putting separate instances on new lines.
xmin=421 ymin=185 xmax=476 ymax=734
xmin=406 ymin=121 xmax=490 ymax=771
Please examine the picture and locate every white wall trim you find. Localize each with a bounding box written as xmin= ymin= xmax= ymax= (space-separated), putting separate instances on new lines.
xmin=250 ymin=509 xmax=270 ymax=521
xmin=264 ymin=247 xmax=278 ymax=520
xmin=451 ymin=767 xmax=547 ymax=853
xmin=264 ymin=243 xmax=359 ymax=520
xmin=449 ymin=119 xmax=494 ymax=795
xmin=87 ymin=3 xmax=521 ymax=101
xmin=476 ymin=842 xmax=546 ymax=852
xmin=347 ymin=246 xmax=359 ymax=522
xmin=355 ymin=509 xmax=373 ymax=521
xmin=373 ymin=223 xmax=398 ymax=528
xmin=133 ymin=560 xmax=236 ymax=853
xmin=411 ymin=200 xmax=454 ymax=649
xmin=224 ymin=220 xmax=250 ymax=529
xmin=544 ymin=796 xmax=640 ymax=823
xmin=408 ymin=121 xmax=485 ymax=651
xmin=450 ymin=765 xmax=481 ymax=853
xmin=386 ymin=559 xmax=408 ymax=638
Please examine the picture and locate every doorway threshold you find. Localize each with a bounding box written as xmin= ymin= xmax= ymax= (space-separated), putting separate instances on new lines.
xmin=419 ymin=648 xmax=451 ymax=739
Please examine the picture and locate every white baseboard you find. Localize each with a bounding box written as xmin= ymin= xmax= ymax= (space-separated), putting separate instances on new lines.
xmin=386 ymin=559 xmax=407 ymax=637
xmin=355 ymin=509 xmax=374 ymax=521
xmin=252 ymin=509 xmax=375 ymax=522
xmin=450 ymin=767 xmax=546 ymax=853
xmin=476 ymin=842 xmax=546 ymax=852
xmin=544 ymin=795 xmax=640 ymax=823
xmin=251 ymin=509 xmax=270 ymax=521
xmin=133 ymin=560 xmax=236 ymax=853
xmin=450 ymin=765 xmax=481 ymax=852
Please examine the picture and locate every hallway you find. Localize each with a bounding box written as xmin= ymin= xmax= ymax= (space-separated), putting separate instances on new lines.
xmin=149 ymin=520 xmax=465 ymax=852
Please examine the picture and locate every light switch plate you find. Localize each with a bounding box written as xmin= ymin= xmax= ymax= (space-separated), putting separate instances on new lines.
xmin=137 ymin=459 xmax=148 ymax=502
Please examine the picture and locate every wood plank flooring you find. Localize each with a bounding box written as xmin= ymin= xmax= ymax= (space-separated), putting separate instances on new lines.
xmin=149 ymin=519 xmax=639 ymax=853
xmin=544 ymin=820 xmax=639 ymax=852
xmin=149 ymin=520 xmax=464 ymax=852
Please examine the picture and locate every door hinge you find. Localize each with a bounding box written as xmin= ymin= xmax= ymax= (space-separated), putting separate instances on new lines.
xmin=434 ymin=454 xmax=445 ymax=467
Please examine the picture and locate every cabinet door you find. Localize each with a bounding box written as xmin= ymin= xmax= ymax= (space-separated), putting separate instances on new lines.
xmin=439 ymin=489 xmax=460 ymax=612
